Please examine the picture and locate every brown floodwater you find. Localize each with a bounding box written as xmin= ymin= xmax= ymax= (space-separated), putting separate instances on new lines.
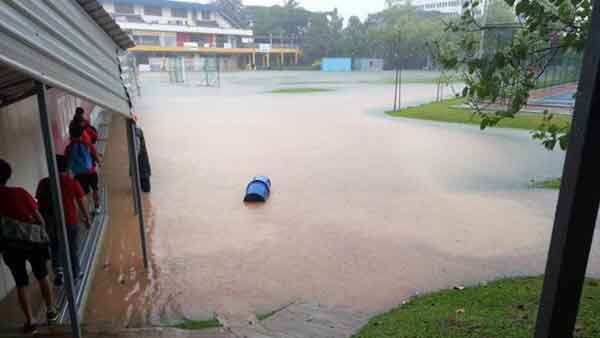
xmin=85 ymin=71 xmax=599 ymax=327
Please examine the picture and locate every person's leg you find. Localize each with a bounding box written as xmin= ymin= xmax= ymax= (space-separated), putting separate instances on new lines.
xmin=67 ymin=225 xmax=81 ymax=278
xmin=15 ymin=287 xmax=33 ymax=324
xmin=92 ymin=189 xmax=99 ymax=210
xmin=49 ymin=232 xmax=64 ymax=273
xmin=29 ymin=248 xmax=59 ymax=323
xmin=38 ymin=276 xmax=53 ymax=309
xmin=75 ymin=173 xmax=92 ymax=209
xmin=50 ymin=236 xmax=65 ymax=286
xmin=90 ymin=173 xmax=100 ymax=211
xmin=2 ymin=251 xmax=33 ymax=325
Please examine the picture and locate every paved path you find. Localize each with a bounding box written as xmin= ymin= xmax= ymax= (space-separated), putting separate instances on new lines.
xmin=0 ymin=302 xmax=368 ymax=338
xmin=219 ymin=302 xmax=370 ymax=338
xmin=0 ymin=327 xmax=233 ymax=338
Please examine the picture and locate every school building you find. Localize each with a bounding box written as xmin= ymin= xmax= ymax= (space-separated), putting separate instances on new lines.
xmin=99 ymin=0 xmax=302 ymax=71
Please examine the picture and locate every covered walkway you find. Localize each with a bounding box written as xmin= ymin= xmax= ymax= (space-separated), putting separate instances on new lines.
xmin=0 ymin=1 xmax=147 ymax=337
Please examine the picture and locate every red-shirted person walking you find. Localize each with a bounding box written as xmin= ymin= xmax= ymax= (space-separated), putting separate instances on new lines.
xmin=69 ymin=107 xmax=98 ymax=145
xmin=36 ymin=155 xmax=91 ymax=287
xmin=0 ymin=159 xmax=59 ymax=334
xmin=65 ymin=125 xmax=102 ymax=214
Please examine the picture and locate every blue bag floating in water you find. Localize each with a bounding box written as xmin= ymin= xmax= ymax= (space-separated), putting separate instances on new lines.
xmin=244 ymin=176 xmax=272 ymax=202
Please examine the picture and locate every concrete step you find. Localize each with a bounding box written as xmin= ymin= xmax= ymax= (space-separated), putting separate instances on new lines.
xmin=0 ymin=326 xmax=234 ymax=338
xmin=223 ymin=302 xmax=370 ymax=338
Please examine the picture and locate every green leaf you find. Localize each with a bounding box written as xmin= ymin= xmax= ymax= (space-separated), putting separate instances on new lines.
xmin=559 ymin=133 xmax=569 ymax=150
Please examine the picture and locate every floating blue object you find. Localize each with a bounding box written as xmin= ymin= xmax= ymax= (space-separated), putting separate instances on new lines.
xmin=244 ymin=176 xmax=272 ymax=202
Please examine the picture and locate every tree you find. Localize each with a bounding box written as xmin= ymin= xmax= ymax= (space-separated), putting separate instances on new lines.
xmin=303 ymin=9 xmax=345 ymax=61
xmin=245 ymin=4 xmax=311 ymax=36
xmin=439 ymin=0 xmax=591 ymax=150
xmin=366 ymin=5 xmax=449 ymax=69
xmin=342 ymin=16 xmax=369 ymax=58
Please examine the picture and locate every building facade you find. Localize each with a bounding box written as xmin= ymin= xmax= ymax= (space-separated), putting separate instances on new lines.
xmin=100 ymin=0 xmax=301 ymax=71
xmin=388 ymin=0 xmax=486 ymax=16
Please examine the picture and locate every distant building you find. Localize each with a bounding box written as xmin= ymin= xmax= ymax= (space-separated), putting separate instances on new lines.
xmin=353 ymin=58 xmax=384 ymax=72
xmin=321 ymin=58 xmax=352 ymax=72
xmin=387 ymin=0 xmax=487 ymax=16
xmin=100 ymin=0 xmax=301 ymax=71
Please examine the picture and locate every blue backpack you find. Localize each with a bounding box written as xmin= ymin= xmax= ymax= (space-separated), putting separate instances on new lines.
xmin=67 ymin=141 xmax=93 ymax=175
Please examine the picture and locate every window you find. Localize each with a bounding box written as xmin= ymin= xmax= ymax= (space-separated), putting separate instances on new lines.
xmin=201 ymin=10 xmax=211 ymax=20
xmin=161 ymin=33 xmax=177 ymax=47
xmin=144 ymin=5 xmax=162 ymax=16
xmin=114 ymin=2 xmax=134 ymax=14
xmin=134 ymin=35 xmax=160 ymax=46
xmin=171 ymin=7 xmax=187 ymax=18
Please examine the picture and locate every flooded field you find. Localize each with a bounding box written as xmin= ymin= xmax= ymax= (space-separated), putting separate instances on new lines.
xmin=86 ymin=71 xmax=599 ymax=326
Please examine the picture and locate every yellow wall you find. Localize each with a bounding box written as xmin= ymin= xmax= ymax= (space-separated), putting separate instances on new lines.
xmin=129 ymin=45 xmax=301 ymax=55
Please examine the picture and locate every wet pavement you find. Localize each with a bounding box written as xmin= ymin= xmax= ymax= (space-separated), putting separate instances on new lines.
xmin=84 ymin=71 xmax=599 ymax=328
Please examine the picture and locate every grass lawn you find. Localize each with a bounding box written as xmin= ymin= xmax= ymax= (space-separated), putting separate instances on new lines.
xmin=372 ymin=79 xmax=463 ymax=85
xmin=387 ymin=99 xmax=572 ymax=130
xmin=174 ymin=318 xmax=221 ymax=330
xmin=269 ymin=87 xmax=335 ymax=93
xmin=530 ymin=178 xmax=561 ymax=190
xmin=356 ymin=277 xmax=600 ymax=338
xmin=257 ymin=309 xmax=281 ymax=321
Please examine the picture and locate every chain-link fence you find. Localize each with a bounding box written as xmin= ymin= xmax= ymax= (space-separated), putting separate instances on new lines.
xmin=166 ymin=56 xmax=221 ymax=87
xmin=535 ymin=55 xmax=582 ymax=89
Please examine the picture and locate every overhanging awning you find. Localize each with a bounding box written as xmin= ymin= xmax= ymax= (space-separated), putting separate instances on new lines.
xmin=0 ymin=0 xmax=135 ymax=116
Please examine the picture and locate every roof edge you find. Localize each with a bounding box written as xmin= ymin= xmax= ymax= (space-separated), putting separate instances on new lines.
xmin=76 ymin=0 xmax=135 ymax=50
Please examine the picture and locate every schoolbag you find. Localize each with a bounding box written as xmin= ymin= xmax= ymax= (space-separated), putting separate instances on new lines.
xmin=67 ymin=141 xmax=93 ymax=176
xmin=0 ymin=214 xmax=50 ymax=253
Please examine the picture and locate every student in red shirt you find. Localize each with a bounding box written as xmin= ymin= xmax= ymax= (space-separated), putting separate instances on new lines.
xmin=36 ymin=155 xmax=91 ymax=287
xmin=65 ymin=125 xmax=102 ymax=213
xmin=0 ymin=159 xmax=59 ymax=334
xmin=69 ymin=107 xmax=98 ymax=145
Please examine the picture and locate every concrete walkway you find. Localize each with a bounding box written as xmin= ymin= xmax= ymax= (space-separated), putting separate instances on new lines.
xmin=0 ymin=327 xmax=233 ymax=338
xmin=222 ymin=302 xmax=370 ymax=338
xmin=0 ymin=302 xmax=368 ymax=338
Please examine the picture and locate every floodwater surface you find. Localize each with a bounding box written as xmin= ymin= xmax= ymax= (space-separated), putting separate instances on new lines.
xmin=87 ymin=71 xmax=599 ymax=326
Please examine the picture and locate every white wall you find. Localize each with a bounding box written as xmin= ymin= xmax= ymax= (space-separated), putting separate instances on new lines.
xmin=214 ymin=13 xmax=232 ymax=29
xmin=0 ymin=96 xmax=46 ymax=300
xmin=0 ymin=96 xmax=47 ymax=194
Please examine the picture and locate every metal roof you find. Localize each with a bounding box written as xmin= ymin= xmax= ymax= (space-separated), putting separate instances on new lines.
xmin=77 ymin=0 xmax=135 ymax=50
xmin=0 ymin=0 xmax=135 ymax=114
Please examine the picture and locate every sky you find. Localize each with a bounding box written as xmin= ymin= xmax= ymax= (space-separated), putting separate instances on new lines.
xmin=242 ymin=0 xmax=385 ymax=21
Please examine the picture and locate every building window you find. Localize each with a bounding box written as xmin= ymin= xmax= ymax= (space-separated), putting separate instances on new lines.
xmin=201 ymin=10 xmax=211 ymax=20
xmin=144 ymin=5 xmax=162 ymax=16
xmin=114 ymin=2 xmax=134 ymax=14
xmin=171 ymin=7 xmax=187 ymax=18
xmin=134 ymin=35 xmax=160 ymax=46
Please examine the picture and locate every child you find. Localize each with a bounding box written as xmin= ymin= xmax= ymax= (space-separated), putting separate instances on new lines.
xmin=70 ymin=107 xmax=98 ymax=145
xmin=65 ymin=125 xmax=102 ymax=213
xmin=36 ymin=155 xmax=91 ymax=286
xmin=0 ymin=159 xmax=59 ymax=334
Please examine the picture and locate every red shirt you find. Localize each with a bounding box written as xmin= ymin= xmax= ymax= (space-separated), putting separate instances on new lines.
xmin=82 ymin=129 xmax=93 ymax=145
xmin=0 ymin=186 xmax=38 ymax=223
xmin=36 ymin=174 xmax=85 ymax=225
xmin=82 ymin=125 xmax=98 ymax=145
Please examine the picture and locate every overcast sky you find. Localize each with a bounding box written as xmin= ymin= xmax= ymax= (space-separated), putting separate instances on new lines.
xmin=243 ymin=0 xmax=385 ymax=21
